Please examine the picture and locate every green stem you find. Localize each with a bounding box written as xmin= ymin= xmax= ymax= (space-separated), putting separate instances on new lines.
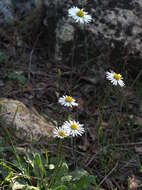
xmin=67 ymin=108 xmax=71 ymax=121
xmin=48 ymin=139 xmax=63 ymax=188
xmin=71 ymin=137 xmax=77 ymax=168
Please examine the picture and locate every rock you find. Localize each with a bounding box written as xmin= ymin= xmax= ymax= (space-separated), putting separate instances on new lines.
xmin=43 ymin=0 xmax=142 ymax=78
xmin=54 ymin=21 xmax=75 ymax=62
xmin=87 ymin=0 xmax=142 ymax=53
xmin=0 ymin=0 xmax=38 ymax=25
xmin=0 ymin=0 xmax=14 ymax=25
xmin=0 ymin=0 xmax=142 ymax=80
xmin=1 ymin=0 xmax=142 ymax=55
xmin=0 ymin=0 xmax=142 ymax=54
xmin=0 ymin=98 xmax=54 ymax=142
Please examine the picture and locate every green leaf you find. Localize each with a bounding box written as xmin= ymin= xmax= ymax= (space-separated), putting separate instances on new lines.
xmin=8 ymin=73 xmax=27 ymax=84
xmin=74 ymin=176 xmax=88 ymax=189
xmin=54 ymin=161 xmax=69 ymax=183
xmin=53 ymin=185 xmax=67 ymax=190
xmin=61 ymin=175 xmax=72 ymax=183
xmin=70 ymin=169 xmax=88 ymax=181
xmin=35 ymin=153 xmax=46 ymax=177
xmin=12 ymin=182 xmax=37 ymax=190
xmin=1 ymin=171 xmax=13 ymax=185
xmin=0 ymin=147 xmax=5 ymax=153
xmin=16 ymin=75 xmax=27 ymax=84
xmin=45 ymin=151 xmax=49 ymax=168
xmin=71 ymin=174 xmax=96 ymax=190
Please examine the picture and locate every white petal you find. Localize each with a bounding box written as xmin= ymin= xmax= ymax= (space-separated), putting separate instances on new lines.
xmin=118 ymin=80 xmax=125 ymax=87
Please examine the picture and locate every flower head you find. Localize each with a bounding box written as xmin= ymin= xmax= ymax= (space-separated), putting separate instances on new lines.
xmin=53 ymin=127 xmax=70 ymax=139
xmin=106 ymin=70 xmax=125 ymax=87
xmin=62 ymin=120 xmax=85 ymax=137
xmin=58 ymin=95 xmax=78 ymax=107
xmin=68 ymin=6 xmax=92 ymax=24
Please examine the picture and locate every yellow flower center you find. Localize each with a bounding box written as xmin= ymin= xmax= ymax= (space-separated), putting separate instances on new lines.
xmin=65 ymin=96 xmax=72 ymax=103
xmin=113 ymin=73 xmax=120 ymax=80
xmin=70 ymin=124 xmax=78 ymax=130
xmin=76 ymin=10 xmax=84 ymax=18
xmin=59 ymin=131 xmax=66 ymax=137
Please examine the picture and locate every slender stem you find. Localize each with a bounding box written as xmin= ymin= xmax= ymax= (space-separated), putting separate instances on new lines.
xmin=56 ymin=139 xmax=63 ymax=167
xmin=67 ymin=108 xmax=71 ymax=121
xmin=48 ymin=139 xmax=63 ymax=188
xmin=83 ymin=24 xmax=89 ymax=70
xmin=71 ymin=137 xmax=77 ymax=168
xmin=115 ymin=86 xmax=122 ymax=112
xmin=130 ymin=69 xmax=142 ymax=88
xmin=57 ymin=68 xmax=61 ymax=126
xmin=69 ymin=39 xmax=75 ymax=94
xmin=57 ymin=68 xmax=61 ymax=97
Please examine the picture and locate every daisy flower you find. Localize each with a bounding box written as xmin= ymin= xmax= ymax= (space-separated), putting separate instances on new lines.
xmin=58 ymin=95 xmax=78 ymax=107
xmin=106 ymin=70 xmax=125 ymax=87
xmin=62 ymin=120 xmax=85 ymax=137
xmin=68 ymin=6 xmax=92 ymax=24
xmin=53 ymin=127 xmax=70 ymax=139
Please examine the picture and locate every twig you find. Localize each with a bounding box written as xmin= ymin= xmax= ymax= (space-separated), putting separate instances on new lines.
xmin=108 ymin=142 xmax=142 ymax=146
xmin=130 ymin=69 xmax=142 ymax=88
xmin=98 ymin=161 xmax=119 ymax=187
xmin=28 ymin=49 xmax=34 ymax=81
xmin=28 ymin=31 xmax=42 ymax=81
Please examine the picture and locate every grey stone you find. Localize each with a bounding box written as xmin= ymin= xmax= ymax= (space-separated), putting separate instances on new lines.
xmin=0 ymin=0 xmax=36 ymax=25
xmin=0 ymin=0 xmax=14 ymax=25
xmin=0 ymin=0 xmax=142 ymax=78
xmin=41 ymin=0 xmax=142 ymax=68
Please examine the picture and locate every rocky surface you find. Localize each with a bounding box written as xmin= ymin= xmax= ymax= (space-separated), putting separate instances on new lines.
xmin=0 ymin=0 xmax=142 ymax=78
xmin=1 ymin=0 xmax=142 ymax=51
xmin=42 ymin=0 xmax=142 ymax=77
xmin=0 ymin=98 xmax=54 ymax=142
xmin=88 ymin=0 xmax=142 ymax=53
xmin=0 ymin=0 xmax=36 ymax=25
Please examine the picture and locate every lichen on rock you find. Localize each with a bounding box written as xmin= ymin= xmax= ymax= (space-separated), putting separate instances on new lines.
xmin=0 ymin=0 xmax=142 ymax=81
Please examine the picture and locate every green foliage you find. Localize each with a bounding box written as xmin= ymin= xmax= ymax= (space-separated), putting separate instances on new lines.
xmin=0 ymin=72 xmax=27 ymax=84
xmin=7 ymin=73 xmax=27 ymax=84
xmin=0 ymin=148 xmax=95 ymax=190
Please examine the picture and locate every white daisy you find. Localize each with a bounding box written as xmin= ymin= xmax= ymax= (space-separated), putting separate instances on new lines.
xmin=68 ymin=6 xmax=92 ymax=24
xmin=58 ymin=95 xmax=78 ymax=107
xmin=62 ymin=120 xmax=85 ymax=137
xmin=53 ymin=127 xmax=70 ymax=139
xmin=106 ymin=70 xmax=125 ymax=87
